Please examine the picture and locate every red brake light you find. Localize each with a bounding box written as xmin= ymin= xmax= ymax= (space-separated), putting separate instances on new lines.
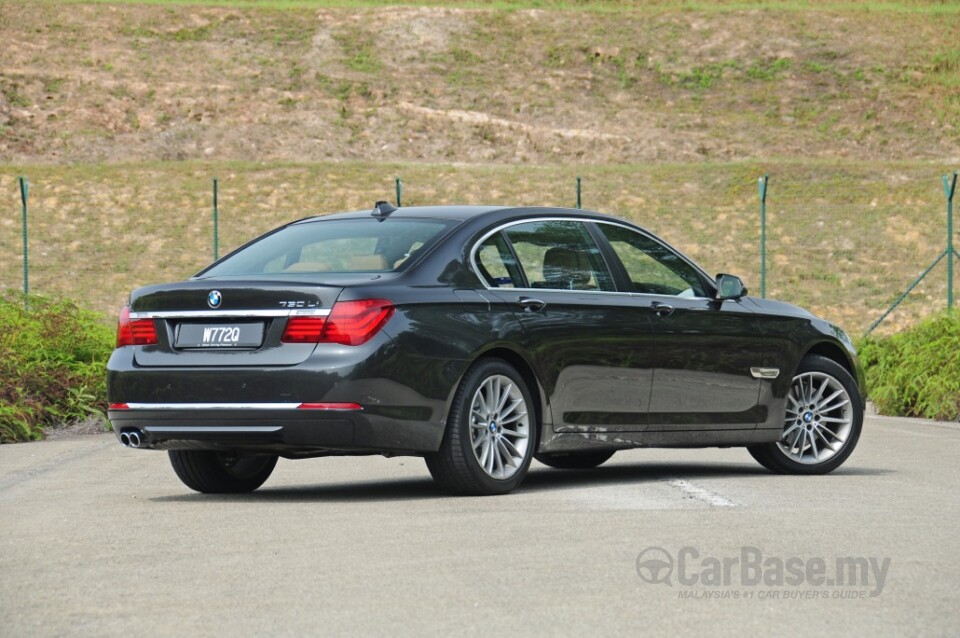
xmin=322 ymin=299 xmax=395 ymax=346
xmin=281 ymin=317 xmax=326 ymax=343
xmin=116 ymin=306 xmax=158 ymax=348
xmin=281 ymin=299 xmax=394 ymax=346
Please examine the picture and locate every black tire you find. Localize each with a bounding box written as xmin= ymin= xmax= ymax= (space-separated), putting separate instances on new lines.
xmin=425 ymin=358 xmax=538 ymax=496
xmin=748 ymin=354 xmax=863 ymax=475
xmin=168 ymin=450 xmax=278 ymax=493
xmin=535 ymin=450 xmax=615 ymax=469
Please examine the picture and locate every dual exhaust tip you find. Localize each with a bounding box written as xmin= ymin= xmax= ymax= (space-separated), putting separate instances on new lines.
xmin=119 ymin=430 xmax=142 ymax=448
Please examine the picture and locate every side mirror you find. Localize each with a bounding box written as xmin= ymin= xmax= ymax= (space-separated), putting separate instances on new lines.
xmin=715 ymin=273 xmax=747 ymax=300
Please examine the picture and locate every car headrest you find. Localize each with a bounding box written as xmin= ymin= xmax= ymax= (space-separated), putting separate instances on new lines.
xmin=542 ymin=247 xmax=592 ymax=289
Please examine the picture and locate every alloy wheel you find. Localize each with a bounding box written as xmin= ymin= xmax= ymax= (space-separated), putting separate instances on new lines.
xmin=469 ymin=374 xmax=531 ymax=480
xmin=778 ymin=371 xmax=854 ymax=465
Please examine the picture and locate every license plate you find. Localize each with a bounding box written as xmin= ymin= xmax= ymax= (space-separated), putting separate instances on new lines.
xmin=175 ymin=323 xmax=264 ymax=348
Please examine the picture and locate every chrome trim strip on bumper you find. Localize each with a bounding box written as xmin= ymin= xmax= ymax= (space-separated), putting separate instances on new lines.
xmin=144 ymin=426 xmax=283 ymax=434
xmin=123 ymin=403 xmax=302 ymax=410
xmin=750 ymin=367 xmax=781 ymax=379
xmin=128 ymin=309 xmax=331 ymax=320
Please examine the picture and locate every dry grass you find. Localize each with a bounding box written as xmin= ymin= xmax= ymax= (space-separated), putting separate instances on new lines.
xmin=2 ymin=2 xmax=960 ymax=164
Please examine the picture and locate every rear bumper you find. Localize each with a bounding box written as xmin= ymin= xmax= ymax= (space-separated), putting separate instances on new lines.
xmin=108 ymin=404 xmax=443 ymax=457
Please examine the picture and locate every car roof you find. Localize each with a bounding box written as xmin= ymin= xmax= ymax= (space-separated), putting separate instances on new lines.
xmin=294 ymin=205 xmax=508 ymax=223
xmin=292 ymin=205 xmax=626 ymax=225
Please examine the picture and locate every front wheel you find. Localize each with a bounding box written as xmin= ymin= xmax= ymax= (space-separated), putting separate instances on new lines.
xmin=168 ymin=450 xmax=278 ymax=493
xmin=748 ymin=354 xmax=863 ymax=475
xmin=425 ymin=359 xmax=537 ymax=495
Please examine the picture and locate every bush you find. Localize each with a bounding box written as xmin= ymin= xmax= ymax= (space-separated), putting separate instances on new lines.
xmin=860 ymin=313 xmax=960 ymax=421
xmin=0 ymin=292 xmax=114 ymax=443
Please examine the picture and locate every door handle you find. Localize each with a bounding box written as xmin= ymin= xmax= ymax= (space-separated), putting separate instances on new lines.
xmin=651 ymin=301 xmax=674 ymax=317
xmin=518 ymin=297 xmax=547 ymax=312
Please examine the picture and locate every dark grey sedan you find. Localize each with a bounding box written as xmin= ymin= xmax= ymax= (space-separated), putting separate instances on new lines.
xmin=107 ymin=204 xmax=864 ymax=495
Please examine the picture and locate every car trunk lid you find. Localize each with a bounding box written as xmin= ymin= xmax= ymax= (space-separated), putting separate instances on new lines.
xmin=128 ymin=280 xmax=342 ymax=367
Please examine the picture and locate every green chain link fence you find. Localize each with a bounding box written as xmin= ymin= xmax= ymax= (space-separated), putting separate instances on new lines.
xmin=759 ymin=168 xmax=956 ymax=336
xmin=4 ymin=165 xmax=956 ymax=337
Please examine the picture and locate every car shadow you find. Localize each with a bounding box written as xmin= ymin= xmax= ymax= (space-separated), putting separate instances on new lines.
xmin=149 ymin=461 xmax=893 ymax=504
xmin=150 ymin=476 xmax=444 ymax=504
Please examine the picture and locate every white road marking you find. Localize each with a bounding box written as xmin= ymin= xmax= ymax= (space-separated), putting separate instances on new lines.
xmin=549 ymin=478 xmax=738 ymax=510
xmin=667 ymin=479 xmax=737 ymax=507
xmin=558 ymin=486 xmax=678 ymax=510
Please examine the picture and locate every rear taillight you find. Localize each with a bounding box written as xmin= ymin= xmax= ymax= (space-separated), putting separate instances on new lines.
xmin=281 ymin=317 xmax=326 ymax=343
xmin=116 ymin=306 xmax=158 ymax=348
xmin=281 ymin=299 xmax=394 ymax=346
xmin=323 ymin=299 xmax=395 ymax=346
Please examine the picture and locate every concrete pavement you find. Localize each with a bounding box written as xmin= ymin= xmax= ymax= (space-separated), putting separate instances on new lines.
xmin=1 ymin=416 xmax=958 ymax=637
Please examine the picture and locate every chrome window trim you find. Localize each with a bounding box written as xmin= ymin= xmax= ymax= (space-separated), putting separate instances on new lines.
xmin=129 ymin=308 xmax=331 ymax=320
xmin=468 ymin=216 xmax=715 ymax=301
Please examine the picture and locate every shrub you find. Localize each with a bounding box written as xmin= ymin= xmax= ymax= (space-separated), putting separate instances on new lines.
xmin=860 ymin=313 xmax=960 ymax=421
xmin=0 ymin=292 xmax=114 ymax=442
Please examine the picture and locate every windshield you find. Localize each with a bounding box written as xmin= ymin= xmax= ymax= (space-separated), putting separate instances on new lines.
xmin=199 ymin=218 xmax=456 ymax=277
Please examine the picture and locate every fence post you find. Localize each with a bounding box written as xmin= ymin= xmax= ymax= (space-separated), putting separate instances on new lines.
xmin=212 ymin=177 xmax=219 ymax=261
xmin=576 ymin=176 xmax=582 ymax=209
xmin=944 ymin=172 xmax=957 ymax=311
xmin=395 ymin=177 xmax=403 ymax=207
xmin=18 ymin=176 xmax=29 ymax=305
xmin=758 ymin=174 xmax=768 ymax=298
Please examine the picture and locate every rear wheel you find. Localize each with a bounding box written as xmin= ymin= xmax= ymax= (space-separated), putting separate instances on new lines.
xmin=168 ymin=450 xmax=278 ymax=493
xmin=426 ymin=359 xmax=537 ymax=495
xmin=535 ymin=450 xmax=615 ymax=469
xmin=748 ymin=355 xmax=863 ymax=475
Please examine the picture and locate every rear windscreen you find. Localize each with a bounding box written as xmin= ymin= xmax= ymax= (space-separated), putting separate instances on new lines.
xmin=199 ymin=218 xmax=456 ymax=276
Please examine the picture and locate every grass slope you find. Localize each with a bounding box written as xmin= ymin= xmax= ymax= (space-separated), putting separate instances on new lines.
xmin=12 ymin=1 xmax=960 ymax=13
xmin=2 ymin=1 xmax=959 ymax=164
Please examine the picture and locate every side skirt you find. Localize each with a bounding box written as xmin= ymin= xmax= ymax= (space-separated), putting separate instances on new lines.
xmin=539 ymin=427 xmax=783 ymax=454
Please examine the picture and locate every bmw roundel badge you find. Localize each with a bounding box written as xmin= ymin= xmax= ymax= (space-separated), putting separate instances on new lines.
xmin=207 ymin=290 xmax=222 ymax=309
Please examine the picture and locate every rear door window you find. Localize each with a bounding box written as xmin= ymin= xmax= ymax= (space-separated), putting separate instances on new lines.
xmin=503 ymin=220 xmax=615 ymax=291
